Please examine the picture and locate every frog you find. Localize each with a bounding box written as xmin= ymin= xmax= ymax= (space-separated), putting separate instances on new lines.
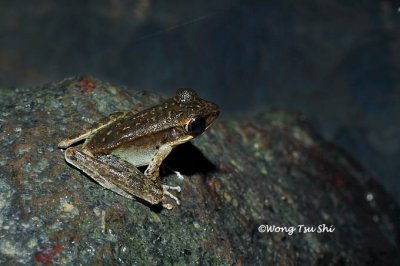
xmin=58 ymin=88 xmax=220 ymax=209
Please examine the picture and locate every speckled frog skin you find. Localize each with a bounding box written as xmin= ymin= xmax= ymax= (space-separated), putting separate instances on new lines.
xmin=58 ymin=88 xmax=219 ymax=209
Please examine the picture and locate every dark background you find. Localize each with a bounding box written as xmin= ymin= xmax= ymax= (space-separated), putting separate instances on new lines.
xmin=1 ymin=0 xmax=399 ymax=202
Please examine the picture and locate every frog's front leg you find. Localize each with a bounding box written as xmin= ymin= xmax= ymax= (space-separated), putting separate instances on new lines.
xmin=64 ymin=147 xmax=179 ymax=207
xmin=144 ymin=144 xmax=181 ymax=205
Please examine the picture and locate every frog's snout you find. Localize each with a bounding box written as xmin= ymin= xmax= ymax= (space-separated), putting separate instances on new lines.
xmin=205 ymin=103 xmax=220 ymax=126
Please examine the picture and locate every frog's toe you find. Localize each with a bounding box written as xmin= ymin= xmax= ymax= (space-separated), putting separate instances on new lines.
xmin=163 ymin=185 xmax=181 ymax=193
xmin=162 ymin=203 xmax=174 ymax=210
xmin=162 ymin=185 xmax=181 ymax=206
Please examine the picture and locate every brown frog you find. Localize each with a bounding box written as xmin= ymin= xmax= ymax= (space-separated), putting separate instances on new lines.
xmin=58 ymin=88 xmax=219 ymax=209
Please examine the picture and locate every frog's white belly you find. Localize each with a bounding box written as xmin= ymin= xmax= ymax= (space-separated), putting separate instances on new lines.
xmin=112 ymin=146 xmax=157 ymax=167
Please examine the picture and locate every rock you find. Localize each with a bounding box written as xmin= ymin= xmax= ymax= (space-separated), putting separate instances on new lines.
xmin=0 ymin=76 xmax=399 ymax=265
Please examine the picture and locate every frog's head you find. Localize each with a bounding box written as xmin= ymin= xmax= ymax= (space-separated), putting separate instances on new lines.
xmin=173 ymin=88 xmax=220 ymax=137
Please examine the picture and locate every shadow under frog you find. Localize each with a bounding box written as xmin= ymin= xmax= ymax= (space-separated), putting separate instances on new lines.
xmin=58 ymin=88 xmax=219 ymax=210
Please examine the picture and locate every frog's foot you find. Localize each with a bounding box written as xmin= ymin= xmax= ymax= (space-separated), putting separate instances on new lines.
xmin=162 ymin=185 xmax=181 ymax=209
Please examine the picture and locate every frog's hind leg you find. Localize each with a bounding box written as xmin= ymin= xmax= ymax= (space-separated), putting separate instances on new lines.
xmin=58 ymin=129 xmax=96 ymax=149
xmin=64 ymin=147 xmax=164 ymax=205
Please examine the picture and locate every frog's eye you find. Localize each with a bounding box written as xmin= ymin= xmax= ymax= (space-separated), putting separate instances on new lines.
xmin=185 ymin=117 xmax=206 ymax=135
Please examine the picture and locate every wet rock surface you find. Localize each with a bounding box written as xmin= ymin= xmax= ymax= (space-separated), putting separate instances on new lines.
xmin=0 ymin=76 xmax=399 ymax=265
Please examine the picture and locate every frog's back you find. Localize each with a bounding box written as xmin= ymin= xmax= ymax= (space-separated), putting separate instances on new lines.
xmin=84 ymin=103 xmax=171 ymax=154
xmin=83 ymin=88 xmax=219 ymax=155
